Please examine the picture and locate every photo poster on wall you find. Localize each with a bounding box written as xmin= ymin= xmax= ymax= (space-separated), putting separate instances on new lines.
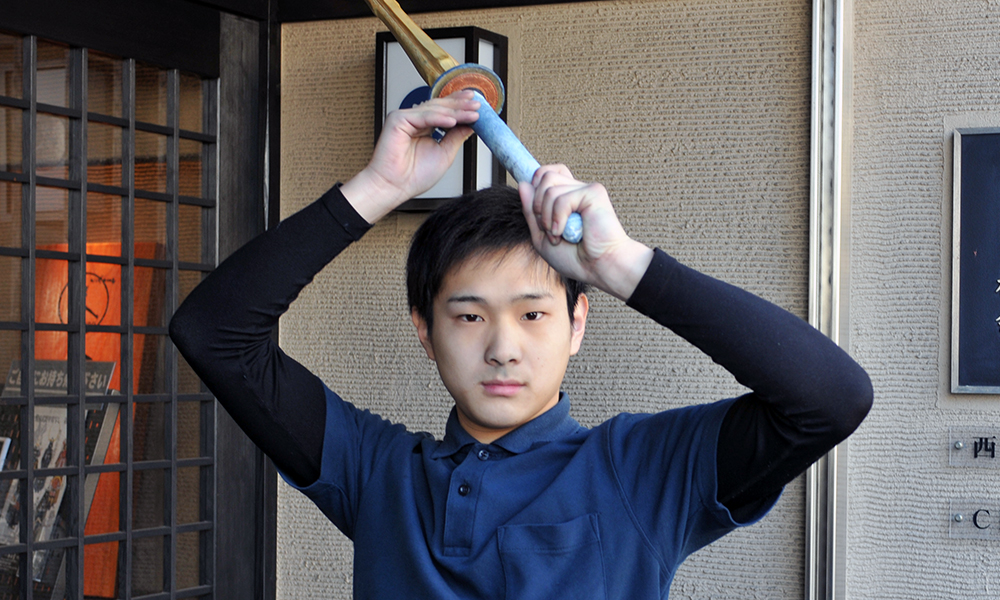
xmin=0 ymin=405 xmax=69 ymax=580
xmin=0 ymin=241 xmax=164 ymax=597
xmin=0 ymin=362 xmax=115 ymax=596
xmin=953 ymin=129 xmax=1000 ymax=393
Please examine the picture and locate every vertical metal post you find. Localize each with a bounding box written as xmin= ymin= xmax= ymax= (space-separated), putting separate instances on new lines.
xmin=166 ymin=68 xmax=180 ymax=600
xmin=66 ymin=44 xmax=89 ymax=600
xmin=806 ymin=0 xmax=854 ymax=598
xmin=121 ymin=56 xmax=136 ymax=600
xmin=21 ymin=34 xmax=36 ymax=600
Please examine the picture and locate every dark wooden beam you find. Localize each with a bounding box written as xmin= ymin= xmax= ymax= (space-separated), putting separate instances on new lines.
xmin=215 ymin=12 xmax=277 ymax=600
xmin=1 ymin=0 xmax=220 ymax=77
xmin=278 ymin=0 xmax=597 ymax=22
xmin=191 ymin=0 xmax=270 ymax=21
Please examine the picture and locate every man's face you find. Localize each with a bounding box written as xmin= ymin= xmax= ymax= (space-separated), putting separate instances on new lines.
xmin=412 ymin=247 xmax=588 ymax=443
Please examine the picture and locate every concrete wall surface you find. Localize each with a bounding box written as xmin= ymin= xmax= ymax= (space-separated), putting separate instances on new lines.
xmin=279 ymin=0 xmax=812 ymax=597
xmin=847 ymin=0 xmax=1000 ymax=597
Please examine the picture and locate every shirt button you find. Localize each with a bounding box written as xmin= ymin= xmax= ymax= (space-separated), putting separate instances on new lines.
xmin=458 ymin=484 xmax=471 ymax=496
xmin=477 ymin=449 xmax=490 ymax=461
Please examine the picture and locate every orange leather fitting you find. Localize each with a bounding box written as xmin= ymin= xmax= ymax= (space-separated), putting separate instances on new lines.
xmin=439 ymin=72 xmax=500 ymax=110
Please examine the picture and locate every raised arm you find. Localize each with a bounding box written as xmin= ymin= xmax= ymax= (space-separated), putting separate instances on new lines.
xmin=626 ymin=249 xmax=872 ymax=519
xmin=169 ymin=94 xmax=481 ymax=486
xmin=169 ymin=186 xmax=369 ymax=486
xmin=519 ymin=166 xmax=873 ymax=518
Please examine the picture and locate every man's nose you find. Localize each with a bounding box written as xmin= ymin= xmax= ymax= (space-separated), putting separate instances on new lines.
xmin=485 ymin=319 xmax=521 ymax=366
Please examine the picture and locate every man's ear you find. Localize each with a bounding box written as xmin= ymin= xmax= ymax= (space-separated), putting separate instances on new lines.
xmin=569 ymin=293 xmax=589 ymax=356
xmin=411 ymin=307 xmax=436 ymax=361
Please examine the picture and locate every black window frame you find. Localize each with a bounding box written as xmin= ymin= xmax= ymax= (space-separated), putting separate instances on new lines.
xmin=0 ymin=1 xmax=279 ymax=598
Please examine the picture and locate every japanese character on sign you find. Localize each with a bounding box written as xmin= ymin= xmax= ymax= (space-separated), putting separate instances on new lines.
xmin=974 ymin=436 xmax=997 ymax=459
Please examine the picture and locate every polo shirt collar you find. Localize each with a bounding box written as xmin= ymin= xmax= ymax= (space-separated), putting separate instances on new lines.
xmin=430 ymin=394 xmax=582 ymax=459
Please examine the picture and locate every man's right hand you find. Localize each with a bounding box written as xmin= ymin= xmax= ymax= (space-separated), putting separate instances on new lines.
xmin=341 ymin=92 xmax=481 ymax=224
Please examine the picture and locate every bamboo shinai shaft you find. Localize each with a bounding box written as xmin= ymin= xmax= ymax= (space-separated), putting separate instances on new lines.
xmin=363 ymin=0 xmax=459 ymax=85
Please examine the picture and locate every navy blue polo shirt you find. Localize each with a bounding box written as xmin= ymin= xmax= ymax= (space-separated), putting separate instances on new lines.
xmin=282 ymin=388 xmax=776 ymax=599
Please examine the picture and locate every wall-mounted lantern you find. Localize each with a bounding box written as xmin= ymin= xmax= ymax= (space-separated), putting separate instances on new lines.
xmin=375 ymin=27 xmax=508 ymax=211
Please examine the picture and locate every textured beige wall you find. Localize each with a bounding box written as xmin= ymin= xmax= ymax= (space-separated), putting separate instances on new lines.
xmin=278 ymin=0 xmax=812 ymax=597
xmin=848 ymin=0 xmax=1000 ymax=597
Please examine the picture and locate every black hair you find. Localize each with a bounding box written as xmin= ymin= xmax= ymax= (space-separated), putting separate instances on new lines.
xmin=406 ymin=185 xmax=588 ymax=331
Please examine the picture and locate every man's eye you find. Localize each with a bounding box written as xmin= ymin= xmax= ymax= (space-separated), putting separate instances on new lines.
xmin=459 ymin=314 xmax=482 ymax=322
xmin=523 ymin=312 xmax=543 ymax=321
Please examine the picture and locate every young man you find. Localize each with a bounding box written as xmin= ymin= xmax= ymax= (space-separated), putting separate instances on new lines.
xmin=170 ymin=92 xmax=872 ymax=598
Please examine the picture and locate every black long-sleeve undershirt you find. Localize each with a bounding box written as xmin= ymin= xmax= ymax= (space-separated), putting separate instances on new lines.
xmin=169 ymin=185 xmax=872 ymax=520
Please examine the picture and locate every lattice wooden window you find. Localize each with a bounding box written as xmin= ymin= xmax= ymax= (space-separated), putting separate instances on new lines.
xmin=0 ymin=31 xmax=218 ymax=599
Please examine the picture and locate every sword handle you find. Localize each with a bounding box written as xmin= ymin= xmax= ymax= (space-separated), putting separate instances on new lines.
xmin=469 ymin=92 xmax=583 ymax=243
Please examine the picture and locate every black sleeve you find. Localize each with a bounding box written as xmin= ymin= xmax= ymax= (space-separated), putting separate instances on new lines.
xmin=169 ymin=185 xmax=372 ymax=487
xmin=626 ymin=249 xmax=872 ymax=520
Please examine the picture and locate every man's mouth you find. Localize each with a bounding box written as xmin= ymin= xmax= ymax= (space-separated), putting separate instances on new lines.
xmin=481 ymin=380 xmax=525 ymax=397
